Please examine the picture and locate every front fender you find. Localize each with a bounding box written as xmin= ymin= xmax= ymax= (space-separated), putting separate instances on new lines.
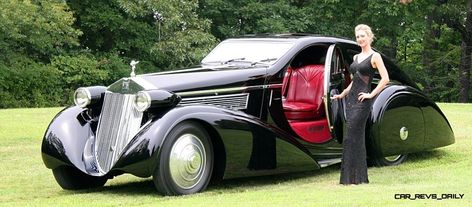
xmin=114 ymin=105 xmax=318 ymax=178
xmin=112 ymin=105 xmax=233 ymax=177
xmin=42 ymin=105 xmax=319 ymax=178
xmin=41 ymin=105 xmax=228 ymax=177
xmin=41 ymin=106 xmax=94 ymax=172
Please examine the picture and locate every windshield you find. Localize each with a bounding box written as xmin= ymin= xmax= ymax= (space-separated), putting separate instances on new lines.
xmin=201 ymin=39 xmax=295 ymax=65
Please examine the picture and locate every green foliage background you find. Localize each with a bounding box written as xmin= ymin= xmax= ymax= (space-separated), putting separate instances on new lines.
xmin=0 ymin=0 xmax=470 ymax=108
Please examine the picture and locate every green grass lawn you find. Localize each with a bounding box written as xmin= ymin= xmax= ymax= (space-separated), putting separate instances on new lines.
xmin=0 ymin=104 xmax=471 ymax=207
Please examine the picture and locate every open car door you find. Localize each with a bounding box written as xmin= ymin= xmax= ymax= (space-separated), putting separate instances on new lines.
xmin=323 ymin=44 xmax=346 ymax=140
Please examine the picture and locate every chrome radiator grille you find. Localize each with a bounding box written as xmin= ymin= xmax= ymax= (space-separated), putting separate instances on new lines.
xmin=95 ymin=92 xmax=143 ymax=173
xmin=179 ymin=93 xmax=249 ymax=110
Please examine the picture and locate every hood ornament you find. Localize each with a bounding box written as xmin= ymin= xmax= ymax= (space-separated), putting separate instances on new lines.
xmin=130 ymin=60 xmax=139 ymax=77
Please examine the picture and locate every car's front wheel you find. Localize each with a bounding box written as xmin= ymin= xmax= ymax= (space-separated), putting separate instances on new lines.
xmin=153 ymin=121 xmax=214 ymax=196
xmin=52 ymin=166 xmax=108 ymax=190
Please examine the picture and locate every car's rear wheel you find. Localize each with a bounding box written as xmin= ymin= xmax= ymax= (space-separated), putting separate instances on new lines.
xmin=52 ymin=166 xmax=107 ymax=190
xmin=369 ymin=154 xmax=408 ymax=167
xmin=153 ymin=121 xmax=213 ymax=196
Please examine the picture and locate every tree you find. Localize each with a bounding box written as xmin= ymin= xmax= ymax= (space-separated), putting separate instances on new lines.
xmin=199 ymin=0 xmax=407 ymax=59
xmin=115 ymin=0 xmax=217 ymax=69
xmin=437 ymin=0 xmax=472 ymax=102
xmin=198 ymin=0 xmax=313 ymax=40
xmin=0 ymin=0 xmax=468 ymax=107
xmin=67 ymin=0 xmax=159 ymax=72
xmin=414 ymin=0 xmax=472 ymax=102
xmin=0 ymin=0 xmax=81 ymax=61
xmin=0 ymin=0 xmax=82 ymax=108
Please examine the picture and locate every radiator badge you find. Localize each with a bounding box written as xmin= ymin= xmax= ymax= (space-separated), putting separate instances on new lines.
xmin=122 ymin=78 xmax=130 ymax=93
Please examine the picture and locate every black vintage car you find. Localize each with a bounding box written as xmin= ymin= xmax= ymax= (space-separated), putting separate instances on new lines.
xmin=42 ymin=34 xmax=454 ymax=195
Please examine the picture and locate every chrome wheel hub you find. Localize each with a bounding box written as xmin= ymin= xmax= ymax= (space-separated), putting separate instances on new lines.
xmin=169 ymin=134 xmax=206 ymax=189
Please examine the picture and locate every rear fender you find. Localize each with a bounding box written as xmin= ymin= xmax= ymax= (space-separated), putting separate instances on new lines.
xmin=368 ymin=85 xmax=454 ymax=158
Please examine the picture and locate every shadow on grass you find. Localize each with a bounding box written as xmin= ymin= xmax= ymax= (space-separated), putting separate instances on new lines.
xmin=74 ymin=164 xmax=339 ymax=197
xmin=62 ymin=149 xmax=449 ymax=196
xmin=209 ymin=149 xmax=453 ymax=191
xmin=64 ymin=164 xmax=340 ymax=197
xmin=209 ymin=164 xmax=340 ymax=192
xmin=60 ymin=179 xmax=158 ymax=196
xmin=406 ymin=149 xmax=452 ymax=162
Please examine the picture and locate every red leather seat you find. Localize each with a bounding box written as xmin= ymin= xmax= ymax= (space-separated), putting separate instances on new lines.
xmin=283 ymin=64 xmax=325 ymax=120
xmin=282 ymin=64 xmax=331 ymax=143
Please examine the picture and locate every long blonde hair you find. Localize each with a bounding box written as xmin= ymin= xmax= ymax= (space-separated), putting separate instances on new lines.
xmin=355 ymin=24 xmax=375 ymax=43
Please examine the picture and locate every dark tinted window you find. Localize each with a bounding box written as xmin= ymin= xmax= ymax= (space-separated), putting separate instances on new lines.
xmin=290 ymin=45 xmax=329 ymax=68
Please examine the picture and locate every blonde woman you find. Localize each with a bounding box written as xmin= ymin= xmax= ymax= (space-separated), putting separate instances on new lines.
xmin=332 ymin=24 xmax=390 ymax=184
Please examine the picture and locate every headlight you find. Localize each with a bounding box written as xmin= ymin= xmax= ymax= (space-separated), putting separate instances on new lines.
xmin=74 ymin=87 xmax=92 ymax=108
xmin=135 ymin=91 xmax=151 ymax=112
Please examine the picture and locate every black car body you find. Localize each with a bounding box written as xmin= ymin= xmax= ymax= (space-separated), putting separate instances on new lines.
xmin=42 ymin=34 xmax=454 ymax=195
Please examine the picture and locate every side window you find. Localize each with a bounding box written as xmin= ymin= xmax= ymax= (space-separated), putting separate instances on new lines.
xmin=289 ymin=45 xmax=329 ymax=68
xmin=330 ymin=48 xmax=345 ymax=83
xmin=331 ymin=48 xmax=344 ymax=75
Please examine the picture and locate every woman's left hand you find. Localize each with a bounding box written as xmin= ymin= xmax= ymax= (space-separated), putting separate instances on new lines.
xmin=358 ymin=92 xmax=373 ymax=102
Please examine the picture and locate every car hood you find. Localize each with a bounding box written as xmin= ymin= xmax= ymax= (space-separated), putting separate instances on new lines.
xmin=107 ymin=65 xmax=268 ymax=94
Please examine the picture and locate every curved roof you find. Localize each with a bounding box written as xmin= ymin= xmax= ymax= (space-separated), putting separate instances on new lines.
xmin=235 ymin=33 xmax=355 ymax=43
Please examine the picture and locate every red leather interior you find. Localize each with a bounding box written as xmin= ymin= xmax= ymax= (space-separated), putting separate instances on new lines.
xmin=282 ymin=64 xmax=331 ymax=143
xmin=283 ymin=64 xmax=325 ymax=120
xmin=289 ymin=119 xmax=331 ymax=143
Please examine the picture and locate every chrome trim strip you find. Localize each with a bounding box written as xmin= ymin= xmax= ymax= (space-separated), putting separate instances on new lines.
xmin=268 ymin=83 xmax=283 ymax=89
xmin=176 ymin=84 xmax=281 ymax=97
xmin=323 ymin=44 xmax=335 ymax=132
xmin=179 ymin=93 xmax=249 ymax=110
xmin=177 ymin=87 xmax=248 ymax=97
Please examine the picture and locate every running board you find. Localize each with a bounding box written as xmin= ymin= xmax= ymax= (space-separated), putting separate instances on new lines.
xmin=317 ymin=158 xmax=342 ymax=168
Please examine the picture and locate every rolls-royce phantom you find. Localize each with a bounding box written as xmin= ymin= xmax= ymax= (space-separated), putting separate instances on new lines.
xmin=42 ymin=34 xmax=454 ymax=195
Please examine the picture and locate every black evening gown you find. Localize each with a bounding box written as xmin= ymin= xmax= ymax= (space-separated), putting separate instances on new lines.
xmin=340 ymin=54 xmax=375 ymax=185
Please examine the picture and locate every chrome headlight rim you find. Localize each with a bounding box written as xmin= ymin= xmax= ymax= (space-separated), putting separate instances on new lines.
xmin=134 ymin=91 xmax=151 ymax=112
xmin=74 ymin=87 xmax=92 ymax=108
